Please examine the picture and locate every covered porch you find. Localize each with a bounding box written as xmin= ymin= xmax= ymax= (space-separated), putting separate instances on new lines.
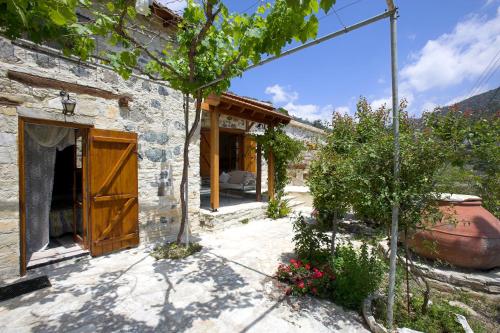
xmin=200 ymin=92 xmax=291 ymax=213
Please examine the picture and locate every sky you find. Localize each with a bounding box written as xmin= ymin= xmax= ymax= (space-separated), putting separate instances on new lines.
xmin=163 ymin=0 xmax=500 ymax=121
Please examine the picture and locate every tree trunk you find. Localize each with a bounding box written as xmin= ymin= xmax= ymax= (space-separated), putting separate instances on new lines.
xmin=331 ymin=211 xmax=338 ymax=256
xmin=177 ymin=93 xmax=202 ymax=244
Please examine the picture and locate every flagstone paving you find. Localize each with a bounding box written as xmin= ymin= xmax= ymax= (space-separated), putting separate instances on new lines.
xmin=0 ymin=217 xmax=368 ymax=333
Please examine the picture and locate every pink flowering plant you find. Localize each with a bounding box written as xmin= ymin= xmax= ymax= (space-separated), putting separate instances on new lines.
xmin=276 ymin=259 xmax=335 ymax=297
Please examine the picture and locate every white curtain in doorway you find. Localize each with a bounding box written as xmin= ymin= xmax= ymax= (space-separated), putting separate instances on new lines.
xmin=25 ymin=123 xmax=75 ymax=259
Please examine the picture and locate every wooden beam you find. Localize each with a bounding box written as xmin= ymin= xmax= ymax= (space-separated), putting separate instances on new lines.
xmin=268 ymin=149 xmax=275 ymax=200
xmin=256 ymin=142 xmax=262 ymax=202
xmin=7 ymin=70 xmax=132 ymax=101
xmin=214 ymin=105 xmax=271 ymax=125
xmin=210 ymin=111 xmax=220 ymax=211
xmin=246 ymin=121 xmax=255 ymax=132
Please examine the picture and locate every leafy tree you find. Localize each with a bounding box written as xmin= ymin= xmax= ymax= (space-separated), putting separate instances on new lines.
xmin=308 ymin=112 xmax=355 ymax=253
xmin=256 ymin=124 xmax=304 ymax=218
xmin=309 ymin=97 xmax=450 ymax=315
xmin=425 ymin=109 xmax=500 ymax=217
xmin=0 ymin=0 xmax=337 ymax=242
xmin=0 ymin=0 xmax=82 ymax=44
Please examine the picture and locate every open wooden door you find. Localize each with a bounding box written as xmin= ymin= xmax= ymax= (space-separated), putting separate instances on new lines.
xmin=88 ymin=129 xmax=139 ymax=256
xmin=200 ymin=129 xmax=211 ymax=177
xmin=243 ymin=135 xmax=257 ymax=173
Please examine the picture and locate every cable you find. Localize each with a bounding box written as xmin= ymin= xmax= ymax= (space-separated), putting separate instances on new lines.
xmin=319 ymin=0 xmax=365 ymax=22
xmin=467 ymin=48 xmax=500 ymax=99
xmin=240 ymin=0 xmax=261 ymax=15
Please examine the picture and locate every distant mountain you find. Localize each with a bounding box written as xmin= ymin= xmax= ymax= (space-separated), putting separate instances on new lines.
xmin=437 ymin=87 xmax=500 ymax=119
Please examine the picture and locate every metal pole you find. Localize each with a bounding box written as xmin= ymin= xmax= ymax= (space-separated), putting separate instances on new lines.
xmin=386 ymin=8 xmax=400 ymax=330
xmin=197 ymin=10 xmax=394 ymax=91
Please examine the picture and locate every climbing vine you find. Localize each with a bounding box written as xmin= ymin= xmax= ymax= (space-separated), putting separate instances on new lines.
xmin=256 ymin=124 xmax=304 ymax=218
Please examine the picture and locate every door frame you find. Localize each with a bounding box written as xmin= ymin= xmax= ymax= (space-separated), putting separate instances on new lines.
xmin=18 ymin=117 xmax=93 ymax=275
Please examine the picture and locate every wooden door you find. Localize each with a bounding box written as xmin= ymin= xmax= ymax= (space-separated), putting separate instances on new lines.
xmin=88 ymin=129 xmax=139 ymax=256
xmin=200 ymin=129 xmax=211 ymax=177
xmin=72 ymin=128 xmax=90 ymax=248
xmin=244 ymin=135 xmax=257 ymax=173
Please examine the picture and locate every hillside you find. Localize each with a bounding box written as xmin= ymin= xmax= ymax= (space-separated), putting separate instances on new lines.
xmin=437 ymin=87 xmax=499 ymax=119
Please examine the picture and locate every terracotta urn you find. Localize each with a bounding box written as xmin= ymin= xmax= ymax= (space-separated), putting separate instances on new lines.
xmin=407 ymin=194 xmax=500 ymax=270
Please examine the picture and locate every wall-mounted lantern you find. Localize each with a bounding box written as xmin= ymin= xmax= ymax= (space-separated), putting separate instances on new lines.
xmin=60 ymin=90 xmax=76 ymax=115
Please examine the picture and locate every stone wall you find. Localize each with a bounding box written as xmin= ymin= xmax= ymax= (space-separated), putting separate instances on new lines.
xmin=285 ymin=120 xmax=325 ymax=186
xmin=0 ymin=38 xmax=200 ymax=280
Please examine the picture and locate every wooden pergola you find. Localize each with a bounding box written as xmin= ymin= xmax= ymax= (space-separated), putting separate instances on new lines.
xmin=202 ymin=92 xmax=291 ymax=211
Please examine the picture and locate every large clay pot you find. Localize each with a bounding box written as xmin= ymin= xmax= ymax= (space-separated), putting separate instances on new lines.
xmin=407 ymin=194 xmax=500 ymax=270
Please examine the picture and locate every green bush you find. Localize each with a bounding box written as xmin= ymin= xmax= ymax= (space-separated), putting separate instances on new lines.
xmin=292 ymin=215 xmax=329 ymax=264
xmin=374 ymin=293 xmax=486 ymax=333
xmin=330 ymin=242 xmax=385 ymax=310
xmin=267 ymin=198 xmax=291 ymax=219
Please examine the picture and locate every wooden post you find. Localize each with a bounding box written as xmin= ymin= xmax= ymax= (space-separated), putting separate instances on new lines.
xmin=256 ymin=142 xmax=262 ymax=201
xmin=210 ymin=110 xmax=220 ymax=210
xmin=268 ymin=150 xmax=275 ymax=200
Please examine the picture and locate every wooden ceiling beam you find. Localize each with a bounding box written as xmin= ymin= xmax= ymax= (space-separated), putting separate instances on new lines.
xmin=7 ymin=70 xmax=132 ymax=101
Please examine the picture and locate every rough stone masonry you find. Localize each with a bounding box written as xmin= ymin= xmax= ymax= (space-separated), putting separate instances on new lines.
xmin=0 ymin=36 xmax=201 ymax=281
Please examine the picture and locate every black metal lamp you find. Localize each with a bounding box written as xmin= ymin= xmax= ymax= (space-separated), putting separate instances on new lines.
xmin=60 ymin=91 xmax=76 ymax=115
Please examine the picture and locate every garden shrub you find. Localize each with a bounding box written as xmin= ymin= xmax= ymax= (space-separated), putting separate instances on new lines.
xmin=374 ymin=293 xmax=486 ymax=333
xmin=292 ymin=215 xmax=329 ymax=264
xmin=330 ymin=242 xmax=385 ymax=310
xmin=276 ymin=259 xmax=335 ymax=297
xmin=267 ymin=198 xmax=291 ymax=219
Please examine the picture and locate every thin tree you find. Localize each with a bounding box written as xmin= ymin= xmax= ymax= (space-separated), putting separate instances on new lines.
xmin=1 ymin=0 xmax=336 ymax=244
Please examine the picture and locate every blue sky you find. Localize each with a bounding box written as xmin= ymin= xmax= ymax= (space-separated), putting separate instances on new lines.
xmin=165 ymin=0 xmax=500 ymax=120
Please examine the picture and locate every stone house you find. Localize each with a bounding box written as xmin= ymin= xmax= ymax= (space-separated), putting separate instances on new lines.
xmin=0 ymin=5 xmax=324 ymax=282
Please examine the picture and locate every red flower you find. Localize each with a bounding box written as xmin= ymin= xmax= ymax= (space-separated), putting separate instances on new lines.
xmin=312 ymin=287 xmax=318 ymax=295
xmin=297 ymin=280 xmax=305 ymax=289
xmin=312 ymin=270 xmax=324 ymax=279
xmin=293 ymin=262 xmax=299 ymax=269
xmin=290 ymin=259 xmax=297 ymax=264
xmin=305 ymin=263 xmax=311 ymax=270
xmin=297 ymin=260 xmax=303 ymax=267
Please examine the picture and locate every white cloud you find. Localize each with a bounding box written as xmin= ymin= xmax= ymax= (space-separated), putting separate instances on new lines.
xmin=369 ymin=8 xmax=499 ymax=114
xmin=421 ymin=101 xmax=439 ymax=112
xmin=334 ymin=106 xmax=351 ymax=115
xmin=265 ymin=84 xmax=298 ymax=104
xmin=264 ymin=84 xmax=336 ymax=121
xmin=158 ymin=0 xmax=187 ymax=12
xmin=283 ymin=103 xmax=334 ymax=121
xmin=401 ymin=8 xmax=500 ymax=93
xmin=371 ymin=97 xmax=391 ymax=110
xmin=377 ymin=77 xmax=386 ymax=84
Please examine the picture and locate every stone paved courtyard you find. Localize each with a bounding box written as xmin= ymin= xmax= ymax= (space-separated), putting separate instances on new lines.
xmin=0 ymin=217 xmax=368 ymax=333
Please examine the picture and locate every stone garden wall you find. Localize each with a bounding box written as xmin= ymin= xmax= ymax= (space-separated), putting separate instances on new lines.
xmin=0 ymin=37 xmax=200 ymax=280
xmin=285 ymin=120 xmax=325 ymax=186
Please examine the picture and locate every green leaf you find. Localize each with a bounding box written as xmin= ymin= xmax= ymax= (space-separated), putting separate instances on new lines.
xmin=320 ymin=0 xmax=336 ymax=13
xmin=11 ymin=0 xmax=28 ymax=26
xmin=106 ymin=2 xmax=115 ymax=12
xmin=127 ymin=6 xmax=137 ymax=19
xmin=49 ymin=10 xmax=67 ymax=26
